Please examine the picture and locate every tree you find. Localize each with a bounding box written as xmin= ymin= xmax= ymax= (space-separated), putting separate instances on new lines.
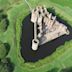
xmin=0 ymin=10 xmax=9 ymax=33
xmin=0 ymin=58 xmax=14 ymax=72
xmin=0 ymin=41 xmax=7 ymax=60
xmin=0 ymin=19 xmax=7 ymax=32
xmin=61 ymin=67 xmax=72 ymax=72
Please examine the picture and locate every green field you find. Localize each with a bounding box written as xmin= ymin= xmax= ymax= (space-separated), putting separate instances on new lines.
xmin=0 ymin=0 xmax=72 ymax=72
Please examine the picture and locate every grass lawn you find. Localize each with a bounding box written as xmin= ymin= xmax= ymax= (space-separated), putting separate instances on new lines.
xmin=0 ymin=0 xmax=72 ymax=72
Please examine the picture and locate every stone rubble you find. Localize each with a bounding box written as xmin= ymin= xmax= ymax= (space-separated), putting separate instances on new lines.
xmin=31 ymin=6 xmax=70 ymax=50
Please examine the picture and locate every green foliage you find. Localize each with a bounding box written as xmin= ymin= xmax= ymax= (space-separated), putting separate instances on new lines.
xmin=0 ymin=19 xmax=7 ymax=32
xmin=0 ymin=10 xmax=9 ymax=33
xmin=0 ymin=58 xmax=14 ymax=72
xmin=48 ymin=68 xmax=59 ymax=72
xmin=0 ymin=0 xmax=72 ymax=72
xmin=61 ymin=67 xmax=72 ymax=72
xmin=0 ymin=62 xmax=9 ymax=72
xmin=50 ymin=0 xmax=72 ymax=8
xmin=0 ymin=42 xmax=7 ymax=60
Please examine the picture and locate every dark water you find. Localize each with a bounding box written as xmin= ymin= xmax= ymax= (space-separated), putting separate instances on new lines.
xmin=20 ymin=14 xmax=72 ymax=62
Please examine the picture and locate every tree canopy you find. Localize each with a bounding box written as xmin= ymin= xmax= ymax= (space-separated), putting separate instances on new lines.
xmin=0 ymin=42 xmax=7 ymax=60
xmin=0 ymin=58 xmax=14 ymax=72
xmin=0 ymin=10 xmax=9 ymax=33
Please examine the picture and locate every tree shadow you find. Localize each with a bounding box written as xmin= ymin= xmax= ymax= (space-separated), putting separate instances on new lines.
xmin=0 ymin=9 xmax=9 ymax=31
xmin=1 ymin=58 xmax=15 ymax=72
xmin=6 ymin=58 xmax=15 ymax=72
xmin=47 ymin=68 xmax=59 ymax=72
xmin=61 ymin=67 xmax=72 ymax=72
xmin=20 ymin=7 xmax=72 ymax=62
xmin=4 ymin=43 xmax=10 ymax=56
xmin=46 ymin=67 xmax=72 ymax=72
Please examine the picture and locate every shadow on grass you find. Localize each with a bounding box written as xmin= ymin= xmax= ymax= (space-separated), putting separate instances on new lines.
xmin=4 ymin=43 xmax=10 ymax=56
xmin=46 ymin=67 xmax=72 ymax=72
xmin=20 ymin=7 xmax=72 ymax=62
xmin=6 ymin=58 xmax=15 ymax=72
xmin=1 ymin=58 xmax=15 ymax=72
xmin=0 ymin=9 xmax=9 ymax=32
xmin=47 ymin=68 xmax=59 ymax=72
xmin=61 ymin=67 xmax=72 ymax=72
